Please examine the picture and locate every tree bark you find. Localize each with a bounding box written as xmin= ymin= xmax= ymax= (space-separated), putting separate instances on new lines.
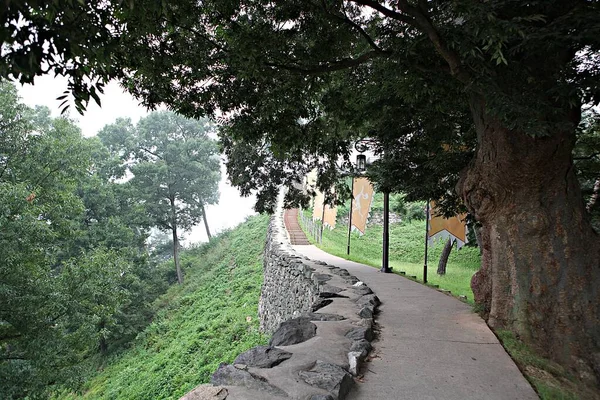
xmin=170 ymin=198 xmax=183 ymax=284
xmin=588 ymin=178 xmax=600 ymax=212
xmin=200 ymin=202 xmax=212 ymax=240
xmin=473 ymin=224 xmax=483 ymax=256
xmin=459 ymin=96 xmax=600 ymax=383
xmin=437 ymin=238 xmax=453 ymax=275
xmin=172 ymin=225 xmax=182 ymax=284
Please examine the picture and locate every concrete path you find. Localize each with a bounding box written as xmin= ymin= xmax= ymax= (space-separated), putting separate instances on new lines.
xmin=292 ymin=245 xmax=539 ymax=400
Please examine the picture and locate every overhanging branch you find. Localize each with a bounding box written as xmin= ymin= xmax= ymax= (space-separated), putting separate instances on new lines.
xmin=320 ymin=0 xmax=391 ymax=55
xmin=350 ymin=0 xmax=417 ymax=26
xmin=265 ymin=50 xmax=380 ymax=75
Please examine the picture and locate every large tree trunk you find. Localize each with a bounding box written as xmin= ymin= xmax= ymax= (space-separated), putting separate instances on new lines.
xmin=200 ymin=202 xmax=212 ymax=240
xmin=459 ymin=97 xmax=600 ymax=383
xmin=473 ymin=224 xmax=483 ymax=256
xmin=437 ymin=238 xmax=453 ymax=275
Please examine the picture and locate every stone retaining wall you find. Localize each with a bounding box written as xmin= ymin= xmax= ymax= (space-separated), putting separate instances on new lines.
xmin=258 ymin=210 xmax=321 ymax=334
xmin=181 ymin=192 xmax=379 ymax=400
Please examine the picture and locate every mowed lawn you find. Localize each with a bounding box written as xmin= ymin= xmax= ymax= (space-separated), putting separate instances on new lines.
xmin=300 ymin=209 xmax=481 ymax=303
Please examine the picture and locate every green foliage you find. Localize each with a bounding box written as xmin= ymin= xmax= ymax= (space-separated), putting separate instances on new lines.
xmin=0 ymin=0 xmax=124 ymax=114
xmin=65 ymin=215 xmax=270 ymax=400
xmin=0 ymin=82 xmax=170 ymax=398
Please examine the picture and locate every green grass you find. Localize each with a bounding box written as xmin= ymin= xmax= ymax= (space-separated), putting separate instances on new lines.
xmin=58 ymin=214 xmax=270 ymax=400
xmin=301 ymin=207 xmax=481 ymax=303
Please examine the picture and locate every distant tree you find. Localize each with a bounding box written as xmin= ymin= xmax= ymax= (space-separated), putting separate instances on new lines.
xmin=100 ymin=112 xmax=221 ymax=284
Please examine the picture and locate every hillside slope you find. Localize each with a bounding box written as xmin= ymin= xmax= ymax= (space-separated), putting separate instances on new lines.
xmin=64 ymin=214 xmax=269 ymax=400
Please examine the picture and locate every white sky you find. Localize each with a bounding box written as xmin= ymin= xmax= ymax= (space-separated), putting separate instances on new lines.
xmin=17 ymin=75 xmax=256 ymax=245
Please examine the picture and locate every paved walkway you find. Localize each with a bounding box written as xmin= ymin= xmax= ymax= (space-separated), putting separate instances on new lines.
xmin=290 ymin=244 xmax=538 ymax=399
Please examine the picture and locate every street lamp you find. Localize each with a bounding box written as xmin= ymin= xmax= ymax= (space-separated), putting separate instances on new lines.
xmin=353 ymin=139 xmax=392 ymax=273
xmin=356 ymin=154 xmax=367 ymax=172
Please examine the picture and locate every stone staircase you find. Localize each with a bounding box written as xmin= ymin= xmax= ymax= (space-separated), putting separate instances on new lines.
xmin=283 ymin=208 xmax=310 ymax=245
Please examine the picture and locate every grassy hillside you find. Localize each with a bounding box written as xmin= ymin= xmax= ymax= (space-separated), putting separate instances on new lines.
xmin=60 ymin=214 xmax=270 ymax=400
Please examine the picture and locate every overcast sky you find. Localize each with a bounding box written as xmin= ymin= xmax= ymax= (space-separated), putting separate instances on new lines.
xmin=17 ymin=75 xmax=256 ymax=245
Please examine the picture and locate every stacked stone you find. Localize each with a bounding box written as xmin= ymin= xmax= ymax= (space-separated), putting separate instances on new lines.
xmin=258 ymin=215 xmax=321 ymax=334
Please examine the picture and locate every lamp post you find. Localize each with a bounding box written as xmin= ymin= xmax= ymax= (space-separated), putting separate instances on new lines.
xmin=347 ymin=177 xmax=354 ymax=255
xmin=354 ymin=139 xmax=392 ymax=273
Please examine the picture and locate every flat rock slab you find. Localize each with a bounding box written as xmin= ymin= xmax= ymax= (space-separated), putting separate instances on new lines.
xmin=234 ymin=346 xmax=292 ymax=368
xmin=314 ymin=273 xmax=333 ymax=283
xmin=270 ymin=317 xmax=317 ymax=346
xmin=345 ymin=327 xmax=374 ymax=342
xmin=211 ymin=364 xmax=287 ymax=397
xmin=299 ymin=361 xmax=354 ymax=400
xmin=303 ymin=312 xmax=346 ymax=321
xmin=311 ymin=298 xmax=333 ymax=312
xmin=320 ymin=284 xmax=344 ymax=293
xmin=179 ymin=384 xmax=228 ymax=400
xmin=352 ymin=286 xmax=373 ymax=296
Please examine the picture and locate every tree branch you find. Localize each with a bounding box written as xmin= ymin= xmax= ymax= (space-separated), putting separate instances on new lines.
xmin=320 ymin=0 xmax=391 ymax=55
xmin=140 ymin=147 xmax=163 ymax=160
xmin=0 ymin=356 xmax=28 ymax=361
xmin=396 ymin=0 xmax=469 ymax=82
xmin=265 ymin=50 xmax=381 ymax=75
xmin=350 ymin=0 xmax=469 ymax=83
xmin=350 ymin=0 xmax=418 ymax=26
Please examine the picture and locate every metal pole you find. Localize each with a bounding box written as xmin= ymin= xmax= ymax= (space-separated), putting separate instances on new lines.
xmin=381 ymin=191 xmax=391 ymax=273
xmin=320 ymin=195 xmax=326 ymax=244
xmin=347 ymin=178 xmax=354 ymax=255
xmin=424 ymin=201 xmax=430 ymax=283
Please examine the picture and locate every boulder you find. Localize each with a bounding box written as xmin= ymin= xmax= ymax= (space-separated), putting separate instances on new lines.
xmin=355 ymin=294 xmax=380 ymax=308
xmin=233 ymin=346 xmax=292 ymax=368
xmin=350 ymin=339 xmax=372 ymax=357
xmin=211 ymin=364 xmax=287 ymax=397
xmin=311 ymin=298 xmax=333 ymax=312
xmin=357 ymin=306 xmax=373 ymax=319
xmin=269 ymin=317 xmax=317 ymax=346
xmin=345 ymin=327 xmax=374 ymax=342
xmin=299 ymin=361 xmax=353 ymax=400
xmin=352 ymin=286 xmax=373 ymax=296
